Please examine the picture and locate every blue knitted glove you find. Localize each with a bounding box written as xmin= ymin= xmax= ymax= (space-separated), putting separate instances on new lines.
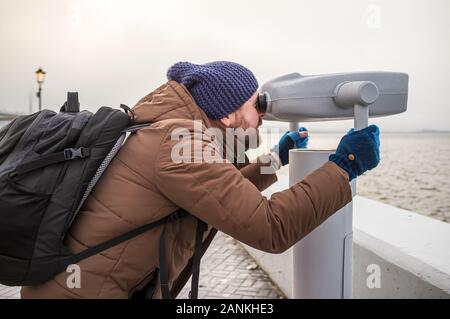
xmin=329 ymin=124 xmax=380 ymax=181
xmin=272 ymin=127 xmax=309 ymax=166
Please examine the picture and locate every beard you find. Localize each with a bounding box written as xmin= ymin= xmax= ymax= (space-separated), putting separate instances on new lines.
xmin=232 ymin=113 xmax=263 ymax=150
xmin=234 ymin=126 xmax=262 ymax=150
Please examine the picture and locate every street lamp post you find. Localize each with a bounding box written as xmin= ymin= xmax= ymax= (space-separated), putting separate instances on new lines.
xmin=35 ymin=68 xmax=46 ymax=112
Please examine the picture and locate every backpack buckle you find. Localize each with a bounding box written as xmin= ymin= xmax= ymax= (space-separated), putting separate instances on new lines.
xmin=64 ymin=147 xmax=90 ymax=160
xmin=168 ymin=209 xmax=188 ymax=222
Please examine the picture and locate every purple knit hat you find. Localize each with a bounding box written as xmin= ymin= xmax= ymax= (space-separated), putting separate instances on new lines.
xmin=167 ymin=61 xmax=259 ymax=120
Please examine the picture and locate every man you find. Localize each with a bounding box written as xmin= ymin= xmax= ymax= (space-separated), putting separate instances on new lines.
xmin=22 ymin=61 xmax=379 ymax=299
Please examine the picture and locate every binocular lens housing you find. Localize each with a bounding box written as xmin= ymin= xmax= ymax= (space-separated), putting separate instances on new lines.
xmin=256 ymin=92 xmax=267 ymax=114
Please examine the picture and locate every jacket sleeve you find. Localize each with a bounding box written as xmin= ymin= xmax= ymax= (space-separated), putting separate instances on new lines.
xmin=155 ymin=126 xmax=352 ymax=254
xmin=238 ymin=155 xmax=278 ymax=192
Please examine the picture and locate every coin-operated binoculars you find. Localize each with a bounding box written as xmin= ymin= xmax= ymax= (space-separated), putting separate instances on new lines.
xmin=259 ymin=71 xmax=408 ymax=298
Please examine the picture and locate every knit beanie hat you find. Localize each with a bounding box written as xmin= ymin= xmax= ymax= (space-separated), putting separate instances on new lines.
xmin=166 ymin=61 xmax=259 ymax=120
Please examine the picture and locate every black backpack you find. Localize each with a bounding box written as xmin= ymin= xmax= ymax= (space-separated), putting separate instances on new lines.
xmin=0 ymin=92 xmax=206 ymax=299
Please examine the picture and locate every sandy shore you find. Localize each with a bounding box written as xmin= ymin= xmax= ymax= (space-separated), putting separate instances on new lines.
xmin=356 ymin=133 xmax=450 ymax=223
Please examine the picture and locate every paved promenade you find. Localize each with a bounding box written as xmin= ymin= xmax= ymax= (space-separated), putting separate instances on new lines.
xmin=1 ymin=232 xmax=285 ymax=299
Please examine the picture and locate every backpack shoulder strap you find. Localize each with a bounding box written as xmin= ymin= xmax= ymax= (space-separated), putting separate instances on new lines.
xmin=59 ymin=209 xmax=189 ymax=270
xmin=159 ymin=217 xmax=207 ymax=299
xmin=189 ymin=219 xmax=208 ymax=299
xmin=69 ymin=122 xmax=152 ymax=227
xmin=123 ymin=123 xmax=151 ymax=133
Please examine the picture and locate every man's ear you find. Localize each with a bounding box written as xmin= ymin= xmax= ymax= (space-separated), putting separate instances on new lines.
xmin=220 ymin=116 xmax=231 ymax=127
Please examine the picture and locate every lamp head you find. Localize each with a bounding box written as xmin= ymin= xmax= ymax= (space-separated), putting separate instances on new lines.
xmin=35 ymin=68 xmax=46 ymax=84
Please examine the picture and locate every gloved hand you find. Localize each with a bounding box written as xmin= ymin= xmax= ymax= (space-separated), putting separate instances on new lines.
xmin=271 ymin=127 xmax=309 ymax=166
xmin=329 ymin=124 xmax=380 ymax=181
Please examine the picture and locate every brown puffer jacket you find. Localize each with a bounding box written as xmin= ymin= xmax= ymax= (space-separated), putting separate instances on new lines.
xmin=21 ymin=80 xmax=352 ymax=299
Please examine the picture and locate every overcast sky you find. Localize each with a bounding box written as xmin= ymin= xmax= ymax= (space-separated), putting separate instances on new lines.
xmin=1 ymin=0 xmax=449 ymax=132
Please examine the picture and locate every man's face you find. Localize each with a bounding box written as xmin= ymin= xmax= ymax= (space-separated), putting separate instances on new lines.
xmin=220 ymin=92 xmax=264 ymax=130
xmin=219 ymin=92 xmax=265 ymax=149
